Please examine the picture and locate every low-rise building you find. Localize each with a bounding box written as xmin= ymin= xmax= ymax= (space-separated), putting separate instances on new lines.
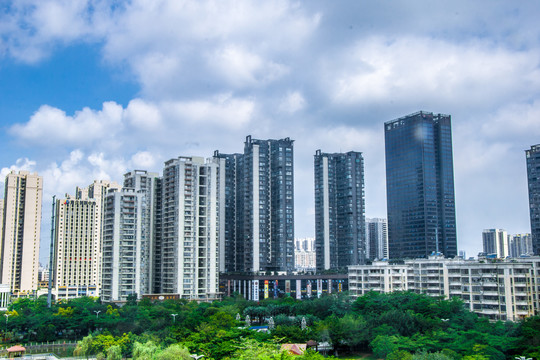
xmin=349 ymin=254 xmax=540 ymax=321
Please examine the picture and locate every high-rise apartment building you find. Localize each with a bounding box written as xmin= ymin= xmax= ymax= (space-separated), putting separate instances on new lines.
xmin=161 ymin=156 xmax=220 ymax=299
xmin=526 ymin=144 xmax=540 ymax=254
xmin=243 ymin=136 xmax=295 ymax=272
xmin=294 ymin=237 xmax=316 ymax=272
xmin=510 ymin=233 xmax=533 ymax=258
xmin=212 ymin=152 xmax=244 ymax=273
xmin=52 ymin=180 xmax=120 ymax=299
xmin=385 ymin=111 xmax=457 ymax=259
xmin=482 ymin=229 xmax=509 ymax=258
xmin=100 ymin=171 xmax=160 ymax=301
xmin=216 ymin=136 xmax=295 ymax=273
xmin=314 ymin=150 xmax=365 ymax=270
xmin=366 ymin=218 xmax=388 ymax=260
xmin=0 ymin=171 xmax=42 ymax=295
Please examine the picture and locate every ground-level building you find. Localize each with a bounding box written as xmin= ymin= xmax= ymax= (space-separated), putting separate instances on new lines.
xmin=349 ymin=254 xmax=540 ymax=321
xmin=220 ymin=273 xmax=348 ymax=301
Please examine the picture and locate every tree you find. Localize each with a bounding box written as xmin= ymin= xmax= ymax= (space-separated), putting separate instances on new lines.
xmin=370 ymin=335 xmax=400 ymax=358
xmin=388 ymin=350 xmax=413 ymax=360
xmin=132 ymin=341 xmax=159 ymax=360
xmin=411 ymin=350 xmax=453 ymax=360
xmin=154 ymin=344 xmax=192 ymax=360
xmin=74 ymin=334 xmax=94 ymax=359
xmin=106 ymin=345 xmax=122 ymax=360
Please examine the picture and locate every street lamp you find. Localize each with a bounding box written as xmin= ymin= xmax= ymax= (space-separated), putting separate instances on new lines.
xmin=171 ymin=314 xmax=178 ymax=323
xmin=94 ymin=310 xmax=101 ymax=319
xmin=4 ymin=313 xmax=11 ymax=333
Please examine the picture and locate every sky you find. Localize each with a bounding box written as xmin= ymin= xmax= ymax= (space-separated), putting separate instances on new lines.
xmin=1 ymin=0 xmax=540 ymax=264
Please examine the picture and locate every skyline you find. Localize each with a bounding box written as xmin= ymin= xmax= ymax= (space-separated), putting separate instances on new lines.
xmin=1 ymin=1 xmax=540 ymax=263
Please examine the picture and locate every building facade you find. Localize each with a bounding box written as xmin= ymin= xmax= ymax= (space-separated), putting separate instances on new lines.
xmin=52 ymin=180 xmax=120 ymax=299
xmin=366 ymin=218 xmax=388 ymax=260
xmin=122 ymin=171 xmax=161 ymax=295
xmin=314 ymin=151 xmax=366 ymax=270
xmin=101 ymin=187 xmax=150 ymax=301
xmin=526 ymin=144 xmax=540 ymax=254
xmin=510 ymin=233 xmax=533 ymax=258
xmin=212 ymin=152 xmax=244 ymax=273
xmin=243 ymin=136 xmax=295 ymax=272
xmin=482 ymin=229 xmax=509 ymax=258
xmin=215 ymin=137 xmax=295 ymax=274
xmin=349 ymin=255 xmax=540 ymax=321
xmin=294 ymin=238 xmax=316 ymax=272
xmin=0 ymin=171 xmax=42 ymax=295
xmin=385 ymin=111 xmax=457 ymax=259
xmin=161 ymin=156 xmax=220 ymax=300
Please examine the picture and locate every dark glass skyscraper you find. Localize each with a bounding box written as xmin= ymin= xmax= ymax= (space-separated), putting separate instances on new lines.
xmin=385 ymin=111 xmax=457 ymax=259
xmin=526 ymin=144 xmax=540 ymax=254
xmin=314 ymin=150 xmax=365 ymax=270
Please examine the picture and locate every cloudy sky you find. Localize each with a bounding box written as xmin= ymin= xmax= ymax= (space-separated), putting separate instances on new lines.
xmin=1 ymin=0 xmax=539 ymax=263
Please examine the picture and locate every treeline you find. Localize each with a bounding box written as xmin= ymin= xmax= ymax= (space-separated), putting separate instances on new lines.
xmin=2 ymin=292 xmax=539 ymax=359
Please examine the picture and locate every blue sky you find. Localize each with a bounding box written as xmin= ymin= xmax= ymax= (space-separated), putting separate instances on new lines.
xmin=1 ymin=0 xmax=540 ymax=263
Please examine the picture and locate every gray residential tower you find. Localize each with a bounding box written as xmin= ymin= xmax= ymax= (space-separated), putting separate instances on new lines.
xmin=526 ymin=144 xmax=540 ymax=254
xmin=314 ymin=150 xmax=366 ymax=270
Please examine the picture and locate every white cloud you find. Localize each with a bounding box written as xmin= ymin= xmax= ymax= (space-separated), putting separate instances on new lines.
xmin=481 ymin=100 xmax=540 ymax=139
xmin=10 ymin=102 xmax=124 ymax=145
xmin=162 ymin=93 xmax=255 ymax=129
xmin=210 ymin=45 xmax=289 ymax=88
xmin=329 ymin=36 xmax=540 ymax=111
xmin=279 ymin=91 xmax=306 ymax=114
xmin=131 ymin=151 xmax=157 ymax=169
xmin=124 ymin=98 xmax=163 ymax=130
xmin=0 ymin=158 xmax=37 ymax=183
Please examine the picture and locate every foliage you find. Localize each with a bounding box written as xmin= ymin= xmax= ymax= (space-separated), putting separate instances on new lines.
xmin=1 ymin=291 xmax=538 ymax=360
xmin=154 ymin=344 xmax=192 ymax=360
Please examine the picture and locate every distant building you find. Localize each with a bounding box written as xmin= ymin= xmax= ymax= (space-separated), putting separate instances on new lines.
xmin=314 ymin=150 xmax=366 ymax=270
xmin=366 ymin=218 xmax=388 ymax=260
xmin=349 ymin=255 xmax=540 ymax=321
xmin=482 ymin=229 xmax=509 ymax=258
xmin=294 ymin=238 xmax=315 ymax=272
xmin=0 ymin=171 xmax=43 ymax=296
xmin=526 ymin=144 xmax=540 ymax=254
xmin=510 ymin=233 xmax=533 ymax=257
xmin=385 ymin=112 xmax=457 ymax=259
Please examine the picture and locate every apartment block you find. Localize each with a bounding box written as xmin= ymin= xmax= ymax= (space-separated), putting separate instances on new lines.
xmin=526 ymin=144 xmax=540 ymax=254
xmin=314 ymin=150 xmax=366 ymax=270
xmin=349 ymin=255 xmax=540 ymax=321
xmin=52 ymin=180 xmax=120 ymax=300
xmin=101 ymin=187 xmax=151 ymax=301
xmin=294 ymin=238 xmax=316 ymax=272
xmin=161 ymin=156 xmax=220 ymax=300
xmin=366 ymin=218 xmax=388 ymax=260
xmin=482 ymin=229 xmax=509 ymax=258
xmin=1 ymin=171 xmax=42 ymax=295
xmin=214 ymin=136 xmax=295 ymax=273
xmin=510 ymin=234 xmax=533 ymax=257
